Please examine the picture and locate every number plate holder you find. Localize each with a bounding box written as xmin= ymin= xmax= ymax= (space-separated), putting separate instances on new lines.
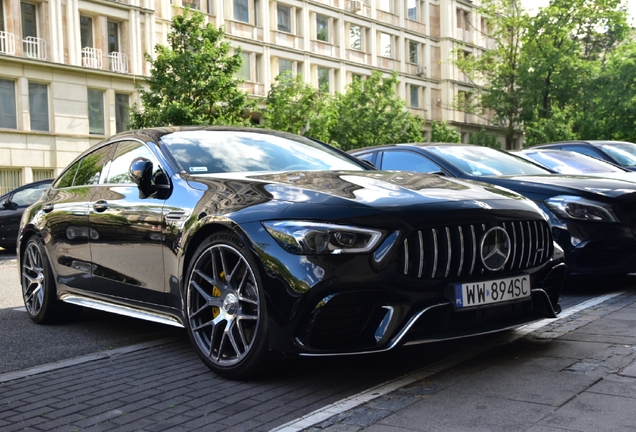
xmin=455 ymin=274 xmax=530 ymax=309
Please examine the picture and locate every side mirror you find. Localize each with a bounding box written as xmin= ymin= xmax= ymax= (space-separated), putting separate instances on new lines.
xmin=129 ymin=158 xmax=171 ymax=199
xmin=2 ymin=200 xmax=17 ymax=210
xmin=360 ymin=159 xmax=377 ymax=170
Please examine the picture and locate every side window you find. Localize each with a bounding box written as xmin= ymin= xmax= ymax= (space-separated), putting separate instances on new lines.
xmin=107 ymin=140 xmax=157 ymax=184
xmin=54 ymin=160 xmax=81 ymax=189
xmin=73 ymin=146 xmax=115 ymax=187
xmin=566 ymin=145 xmax=599 ymax=159
xmin=380 ymin=151 xmax=442 ymax=173
xmin=10 ymin=183 xmax=49 ymax=206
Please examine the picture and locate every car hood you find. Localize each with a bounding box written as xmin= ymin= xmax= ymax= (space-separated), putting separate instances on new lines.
xmin=186 ymin=170 xmax=546 ymax=226
xmin=188 ymin=170 xmax=526 ymax=205
xmin=478 ymin=174 xmax=636 ymax=201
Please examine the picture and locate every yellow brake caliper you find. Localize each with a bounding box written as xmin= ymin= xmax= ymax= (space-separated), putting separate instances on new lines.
xmin=211 ymin=271 xmax=225 ymax=318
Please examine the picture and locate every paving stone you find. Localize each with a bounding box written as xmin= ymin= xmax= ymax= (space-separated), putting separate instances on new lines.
xmin=537 ymin=392 xmax=636 ymax=431
xmin=586 ymin=374 xmax=636 ymax=399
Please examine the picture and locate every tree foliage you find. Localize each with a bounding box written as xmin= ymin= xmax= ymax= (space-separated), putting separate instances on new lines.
xmin=454 ymin=0 xmax=528 ymax=147
xmin=260 ymin=72 xmax=333 ymax=142
xmin=469 ymin=128 xmax=501 ymax=148
xmin=129 ymin=9 xmax=252 ymax=129
xmin=329 ymin=71 xmax=423 ymax=150
xmin=430 ymin=121 xmax=461 ymax=143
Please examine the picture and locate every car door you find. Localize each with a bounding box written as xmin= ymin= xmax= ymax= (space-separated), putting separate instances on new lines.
xmin=88 ymin=139 xmax=168 ymax=304
xmin=41 ymin=145 xmax=114 ymax=292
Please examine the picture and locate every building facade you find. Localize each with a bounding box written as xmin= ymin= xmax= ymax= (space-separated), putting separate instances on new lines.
xmin=0 ymin=0 xmax=506 ymax=194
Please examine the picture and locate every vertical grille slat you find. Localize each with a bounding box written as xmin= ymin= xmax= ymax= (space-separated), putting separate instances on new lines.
xmin=470 ymin=225 xmax=476 ymax=275
xmin=431 ymin=229 xmax=439 ymax=278
xmin=397 ymin=220 xmax=553 ymax=280
xmin=417 ymin=231 xmax=424 ymax=278
xmin=444 ymin=227 xmax=452 ymax=278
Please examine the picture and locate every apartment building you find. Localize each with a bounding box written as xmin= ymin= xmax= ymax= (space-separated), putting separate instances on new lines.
xmin=0 ymin=0 xmax=503 ymax=194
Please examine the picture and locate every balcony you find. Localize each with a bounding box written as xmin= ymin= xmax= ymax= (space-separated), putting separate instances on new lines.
xmin=109 ymin=52 xmax=128 ymax=73
xmin=240 ymin=82 xmax=266 ymax=97
xmin=82 ymin=47 xmax=103 ymax=69
xmin=23 ymin=36 xmax=46 ymax=60
xmin=0 ymin=31 xmax=16 ymax=55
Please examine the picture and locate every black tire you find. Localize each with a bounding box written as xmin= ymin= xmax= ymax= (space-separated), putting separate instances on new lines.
xmin=21 ymin=236 xmax=81 ymax=324
xmin=185 ymin=231 xmax=269 ymax=379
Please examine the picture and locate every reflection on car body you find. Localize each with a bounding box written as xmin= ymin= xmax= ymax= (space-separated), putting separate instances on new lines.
xmin=20 ymin=127 xmax=564 ymax=379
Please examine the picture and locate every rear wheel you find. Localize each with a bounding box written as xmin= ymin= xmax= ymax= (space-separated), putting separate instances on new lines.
xmin=185 ymin=232 xmax=268 ymax=379
xmin=22 ymin=236 xmax=81 ymax=324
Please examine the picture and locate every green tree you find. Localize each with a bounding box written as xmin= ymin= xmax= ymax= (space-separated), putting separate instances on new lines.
xmin=576 ymin=39 xmax=636 ymax=142
xmin=454 ymin=0 xmax=528 ymax=148
xmin=260 ymin=72 xmax=334 ymax=142
xmin=129 ymin=9 xmax=252 ymax=128
xmin=430 ymin=121 xmax=461 ymax=143
xmin=329 ymin=71 xmax=423 ymax=150
xmin=469 ymin=128 xmax=501 ymax=148
xmin=520 ymin=0 xmax=630 ymax=137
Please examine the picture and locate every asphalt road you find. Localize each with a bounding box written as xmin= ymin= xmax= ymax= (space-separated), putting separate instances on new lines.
xmin=0 ymin=246 xmax=631 ymax=377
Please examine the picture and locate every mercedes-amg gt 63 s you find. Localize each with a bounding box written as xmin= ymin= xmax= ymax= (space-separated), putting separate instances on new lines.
xmin=19 ymin=127 xmax=565 ymax=379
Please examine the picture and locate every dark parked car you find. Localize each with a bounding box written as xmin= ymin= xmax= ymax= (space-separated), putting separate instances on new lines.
xmin=20 ymin=128 xmax=563 ymax=379
xmin=532 ymin=141 xmax=636 ymax=171
xmin=0 ymin=179 xmax=53 ymax=250
xmin=350 ymin=143 xmax=636 ymax=277
xmin=513 ymin=148 xmax=636 ymax=181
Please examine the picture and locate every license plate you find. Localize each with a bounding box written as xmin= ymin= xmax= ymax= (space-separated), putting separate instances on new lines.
xmin=455 ymin=275 xmax=530 ymax=308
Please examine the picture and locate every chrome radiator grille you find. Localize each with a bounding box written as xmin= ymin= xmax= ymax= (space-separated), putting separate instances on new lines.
xmin=396 ymin=220 xmax=553 ymax=279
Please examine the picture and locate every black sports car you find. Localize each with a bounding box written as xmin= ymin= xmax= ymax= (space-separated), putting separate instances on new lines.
xmin=350 ymin=143 xmax=636 ymax=277
xmin=532 ymin=141 xmax=636 ymax=171
xmin=0 ymin=179 xmax=53 ymax=251
xmin=20 ymin=128 xmax=563 ymax=379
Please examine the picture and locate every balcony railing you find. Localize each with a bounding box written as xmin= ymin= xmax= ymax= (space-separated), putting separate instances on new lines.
xmin=0 ymin=31 xmax=16 ymax=55
xmin=109 ymin=51 xmax=128 ymax=73
xmin=23 ymin=36 xmax=46 ymax=60
xmin=82 ymin=47 xmax=103 ymax=69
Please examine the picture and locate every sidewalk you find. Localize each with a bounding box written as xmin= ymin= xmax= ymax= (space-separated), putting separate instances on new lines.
xmin=281 ymin=290 xmax=636 ymax=432
xmin=1 ymin=290 xmax=635 ymax=432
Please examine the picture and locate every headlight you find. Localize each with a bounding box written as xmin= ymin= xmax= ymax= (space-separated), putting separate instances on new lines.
xmin=263 ymin=221 xmax=383 ymax=254
xmin=545 ymin=196 xmax=617 ymax=222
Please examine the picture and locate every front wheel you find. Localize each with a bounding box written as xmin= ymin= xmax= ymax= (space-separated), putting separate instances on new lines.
xmin=22 ymin=236 xmax=81 ymax=324
xmin=185 ymin=232 xmax=269 ymax=379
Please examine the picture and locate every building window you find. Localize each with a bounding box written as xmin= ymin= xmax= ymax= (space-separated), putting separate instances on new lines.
xmin=80 ymin=15 xmax=93 ymax=48
xmin=239 ymin=51 xmax=252 ymax=81
xmin=410 ymin=85 xmax=420 ymax=108
xmin=0 ymin=79 xmax=17 ymax=129
xmin=88 ymin=89 xmax=105 ymax=135
xmin=107 ymin=21 xmax=120 ymax=53
xmin=33 ymin=169 xmax=54 ymax=181
xmin=408 ymin=40 xmax=419 ymax=64
xmin=377 ymin=0 xmax=391 ymax=13
xmin=0 ymin=169 xmax=21 ymax=195
xmin=406 ymin=0 xmax=417 ymax=20
xmin=115 ymin=93 xmax=129 ymax=133
xmin=350 ymin=24 xmax=362 ymax=50
xmin=21 ymin=2 xmax=37 ymax=39
xmin=234 ymin=0 xmax=249 ymax=23
xmin=277 ymin=4 xmax=291 ymax=33
xmin=29 ymin=81 xmax=48 ymax=132
xmin=317 ymin=66 xmax=330 ymax=92
xmin=380 ymin=33 xmax=392 ymax=58
xmin=182 ymin=0 xmax=200 ymax=9
xmin=316 ymin=14 xmax=329 ymax=42
xmin=278 ymin=58 xmax=293 ymax=76
xmin=0 ymin=2 xmax=5 ymax=32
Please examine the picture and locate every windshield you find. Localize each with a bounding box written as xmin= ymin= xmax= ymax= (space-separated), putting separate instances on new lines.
xmin=600 ymin=143 xmax=636 ymax=167
xmin=428 ymin=146 xmax=550 ymax=176
xmin=161 ymin=130 xmax=366 ymax=174
xmin=522 ymin=150 xmax=623 ymax=174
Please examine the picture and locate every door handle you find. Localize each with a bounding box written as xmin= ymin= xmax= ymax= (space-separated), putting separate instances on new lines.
xmin=93 ymin=201 xmax=109 ymax=212
xmin=42 ymin=204 xmax=54 ymax=213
